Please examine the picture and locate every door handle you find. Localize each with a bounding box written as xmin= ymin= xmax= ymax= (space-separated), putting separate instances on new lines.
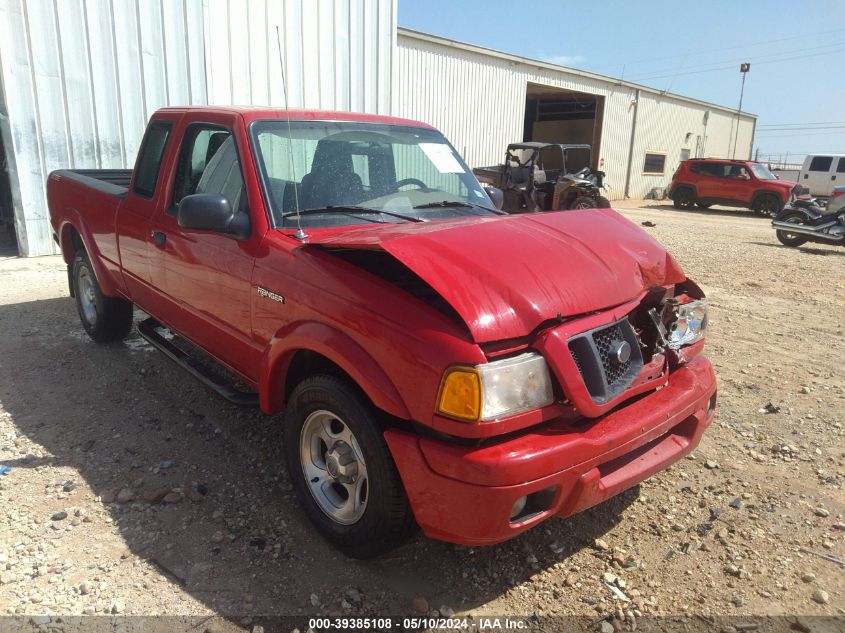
xmin=151 ymin=231 xmax=166 ymax=248
xmin=832 ymin=175 xmax=837 ymax=181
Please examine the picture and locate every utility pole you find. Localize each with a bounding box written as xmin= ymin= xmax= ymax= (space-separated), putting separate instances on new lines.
xmin=731 ymin=63 xmax=750 ymax=159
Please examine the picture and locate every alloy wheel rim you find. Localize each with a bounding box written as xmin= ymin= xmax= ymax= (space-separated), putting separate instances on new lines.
xmin=78 ymin=269 xmax=98 ymax=325
xmin=299 ymin=410 xmax=368 ymax=525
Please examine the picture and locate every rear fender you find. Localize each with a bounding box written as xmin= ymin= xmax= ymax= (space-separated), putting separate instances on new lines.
xmin=669 ymin=182 xmax=697 ymax=198
xmin=260 ymin=321 xmax=411 ymax=420
xmin=774 ymin=206 xmax=821 ymax=222
xmin=58 ymin=214 xmax=118 ymax=297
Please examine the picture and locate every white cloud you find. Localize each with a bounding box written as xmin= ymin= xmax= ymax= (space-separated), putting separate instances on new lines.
xmin=540 ymin=54 xmax=585 ymax=67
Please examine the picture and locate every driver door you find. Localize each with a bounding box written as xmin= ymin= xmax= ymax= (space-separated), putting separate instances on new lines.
xmin=148 ymin=118 xmax=261 ymax=381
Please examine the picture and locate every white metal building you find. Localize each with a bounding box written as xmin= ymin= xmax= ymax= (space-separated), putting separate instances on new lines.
xmin=396 ymin=29 xmax=756 ymax=203
xmin=0 ymin=1 xmax=754 ymax=257
xmin=0 ymin=0 xmax=395 ymax=256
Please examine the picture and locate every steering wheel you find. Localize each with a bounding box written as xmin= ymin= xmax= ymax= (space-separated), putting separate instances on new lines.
xmin=395 ymin=178 xmax=428 ymax=190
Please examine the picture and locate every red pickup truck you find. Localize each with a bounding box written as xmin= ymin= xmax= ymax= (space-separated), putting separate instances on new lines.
xmin=48 ymin=107 xmax=716 ymax=558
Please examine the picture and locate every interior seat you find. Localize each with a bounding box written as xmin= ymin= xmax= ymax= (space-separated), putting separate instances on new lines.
xmin=301 ymin=140 xmax=364 ymax=209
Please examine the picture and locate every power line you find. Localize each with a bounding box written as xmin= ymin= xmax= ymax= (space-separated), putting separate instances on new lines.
xmin=629 ymin=41 xmax=845 ymax=80
xmin=617 ymin=26 xmax=845 ymax=68
xmin=754 ymin=130 xmax=845 ymax=138
xmin=758 ymin=121 xmax=845 ymax=129
xmin=757 ymin=126 xmax=845 ymax=132
xmin=628 ymin=45 xmax=845 ymax=82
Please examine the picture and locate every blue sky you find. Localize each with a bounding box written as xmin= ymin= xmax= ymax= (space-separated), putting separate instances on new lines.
xmin=398 ymin=0 xmax=845 ymax=164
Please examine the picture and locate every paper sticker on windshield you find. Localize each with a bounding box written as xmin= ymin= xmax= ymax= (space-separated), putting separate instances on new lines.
xmin=420 ymin=143 xmax=463 ymax=173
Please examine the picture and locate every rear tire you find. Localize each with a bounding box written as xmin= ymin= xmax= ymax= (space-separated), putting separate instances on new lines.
xmin=775 ymin=212 xmax=809 ymax=247
xmin=672 ymin=188 xmax=694 ymax=210
xmin=72 ymin=251 xmax=133 ymax=343
xmin=597 ymin=196 xmax=611 ymax=208
xmin=753 ymin=195 xmax=782 ymax=218
xmin=284 ymin=375 xmax=415 ymax=558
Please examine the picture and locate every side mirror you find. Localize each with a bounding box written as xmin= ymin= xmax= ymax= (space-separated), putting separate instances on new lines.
xmin=177 ymin=193 xmax=250 ymax=239
xmin=483 ymin=185 xmax=504 ymax=210
xmin=775 ymin=174 xmax=781 ymax=180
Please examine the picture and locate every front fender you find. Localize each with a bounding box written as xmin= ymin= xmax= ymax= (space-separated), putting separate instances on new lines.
xmin=259 ymin=321 xmax=411 ymax=420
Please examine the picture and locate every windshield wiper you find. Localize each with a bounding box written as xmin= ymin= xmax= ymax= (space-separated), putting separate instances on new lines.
xmin=282 ymin=206 xmax=423 ymax=223
xmin=413 ymin=200 xmax=474 ymax=209
xmin=413 ymin=200 xmax=505 ymax=214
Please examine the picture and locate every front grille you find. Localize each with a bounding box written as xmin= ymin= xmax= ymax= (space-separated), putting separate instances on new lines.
xmin=593 ymin=323 xmax=632 ymax=386
xmin=568 ymin=318 xmax=643 ymax=404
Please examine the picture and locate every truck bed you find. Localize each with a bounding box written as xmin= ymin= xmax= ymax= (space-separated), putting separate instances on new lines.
xmin=472 ymin=165 xmax=503 ymax=186
xmin=50 ymin=169 xmax=133 ymax=196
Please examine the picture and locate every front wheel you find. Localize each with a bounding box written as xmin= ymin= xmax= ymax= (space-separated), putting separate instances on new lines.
xmin=72 ymin=252 xmax=133 ymax=342
xmin=775 ymin=213 xmax=809 ymax=247
xmin=284 ymin=375 xmax=415 ymax=558
xmin=754 ymin=195 xmax=783 ymax=218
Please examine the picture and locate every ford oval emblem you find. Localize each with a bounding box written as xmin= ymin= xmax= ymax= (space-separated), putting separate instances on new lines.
xmin=613 ymin=341 xmax=632 ymax=364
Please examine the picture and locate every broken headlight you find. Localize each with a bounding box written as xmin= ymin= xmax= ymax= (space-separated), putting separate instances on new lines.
xmin=667 ymin=300 xmax=708 ymax=350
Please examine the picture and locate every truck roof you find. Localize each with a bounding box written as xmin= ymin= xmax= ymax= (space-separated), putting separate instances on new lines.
xmin=154 ymin=105 xmax=436 ymax=129
xmin=508 ymin=142 xmax=592 ymax=151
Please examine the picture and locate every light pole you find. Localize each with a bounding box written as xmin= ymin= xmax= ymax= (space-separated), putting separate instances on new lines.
xmin=731 ymin=63 xmax=750 ymax=159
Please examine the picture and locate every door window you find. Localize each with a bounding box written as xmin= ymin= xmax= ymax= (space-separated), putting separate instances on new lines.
xmin=836 ymin=158 xmax=845 ymax=173
xmin=690 ymin=162 xmax=723 ymax=177
xmin=173 ymin=124 xmax=245 ymax=212
xmin=808 ymin=156 xmax=833 ymax=172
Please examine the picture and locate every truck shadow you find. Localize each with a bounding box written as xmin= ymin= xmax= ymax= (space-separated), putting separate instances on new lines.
xmin=0 ymin=296 xmax=637 ymax=619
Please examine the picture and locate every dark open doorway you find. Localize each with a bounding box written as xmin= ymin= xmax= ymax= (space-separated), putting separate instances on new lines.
xmin=523 ymin=83 xmax=604 ymax=169
xmin=0 ymin=131 xmax=18 ymax=257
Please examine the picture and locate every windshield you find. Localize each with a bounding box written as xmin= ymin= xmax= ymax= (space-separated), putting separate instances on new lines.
xmin=749 ymin=163 xmax=777 ymax=180
xmin=250 ymin=120 xmax=496 ymax=228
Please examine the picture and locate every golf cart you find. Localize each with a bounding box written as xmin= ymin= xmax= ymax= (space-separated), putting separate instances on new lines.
xmin=474 ymin=142 xmax=610 ymax=213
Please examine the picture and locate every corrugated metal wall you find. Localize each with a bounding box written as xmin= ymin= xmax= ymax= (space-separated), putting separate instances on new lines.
xmin=396 ymin=30 xmax=756 ymax=202
xmin=0 ymin=0 xmax=396 ymax=256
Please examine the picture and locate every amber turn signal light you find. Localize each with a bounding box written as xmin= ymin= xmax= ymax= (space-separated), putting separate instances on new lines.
xmin=437 ymin=367 xmax=481 ymax=422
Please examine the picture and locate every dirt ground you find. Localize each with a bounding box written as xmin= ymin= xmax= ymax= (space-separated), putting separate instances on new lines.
xmin=0 ymin=201 xmax=842 ymax=630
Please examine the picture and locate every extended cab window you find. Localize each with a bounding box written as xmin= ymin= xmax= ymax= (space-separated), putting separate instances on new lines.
xmin=173 ymin=124 xmax=245 ymax=212
xmin=133 ymin=121 xmax=172 ymax=198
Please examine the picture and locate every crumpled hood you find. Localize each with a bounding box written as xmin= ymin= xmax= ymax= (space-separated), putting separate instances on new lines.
xmin=306 ymin=209 xmax=687 ymax=342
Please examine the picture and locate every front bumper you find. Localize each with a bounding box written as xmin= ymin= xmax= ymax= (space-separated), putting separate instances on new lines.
xmin=384 ymin=356 xmax=716 ymax=546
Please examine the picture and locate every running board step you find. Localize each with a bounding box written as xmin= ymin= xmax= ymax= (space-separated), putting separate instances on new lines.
xmin=137 ymin=318 xmax=259 ymax=407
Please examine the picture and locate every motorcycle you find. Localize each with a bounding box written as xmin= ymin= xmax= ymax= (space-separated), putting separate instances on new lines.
xmin=771 ymin=186 xmax=845 ymax=248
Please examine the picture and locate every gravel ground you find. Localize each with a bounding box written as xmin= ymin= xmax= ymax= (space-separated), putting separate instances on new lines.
xmin=0 ymin=201 xmax=842 ymax=630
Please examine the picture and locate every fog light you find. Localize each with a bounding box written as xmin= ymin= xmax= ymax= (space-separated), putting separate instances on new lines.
xmin=510 ymin=496 xmax=527 ymax=520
